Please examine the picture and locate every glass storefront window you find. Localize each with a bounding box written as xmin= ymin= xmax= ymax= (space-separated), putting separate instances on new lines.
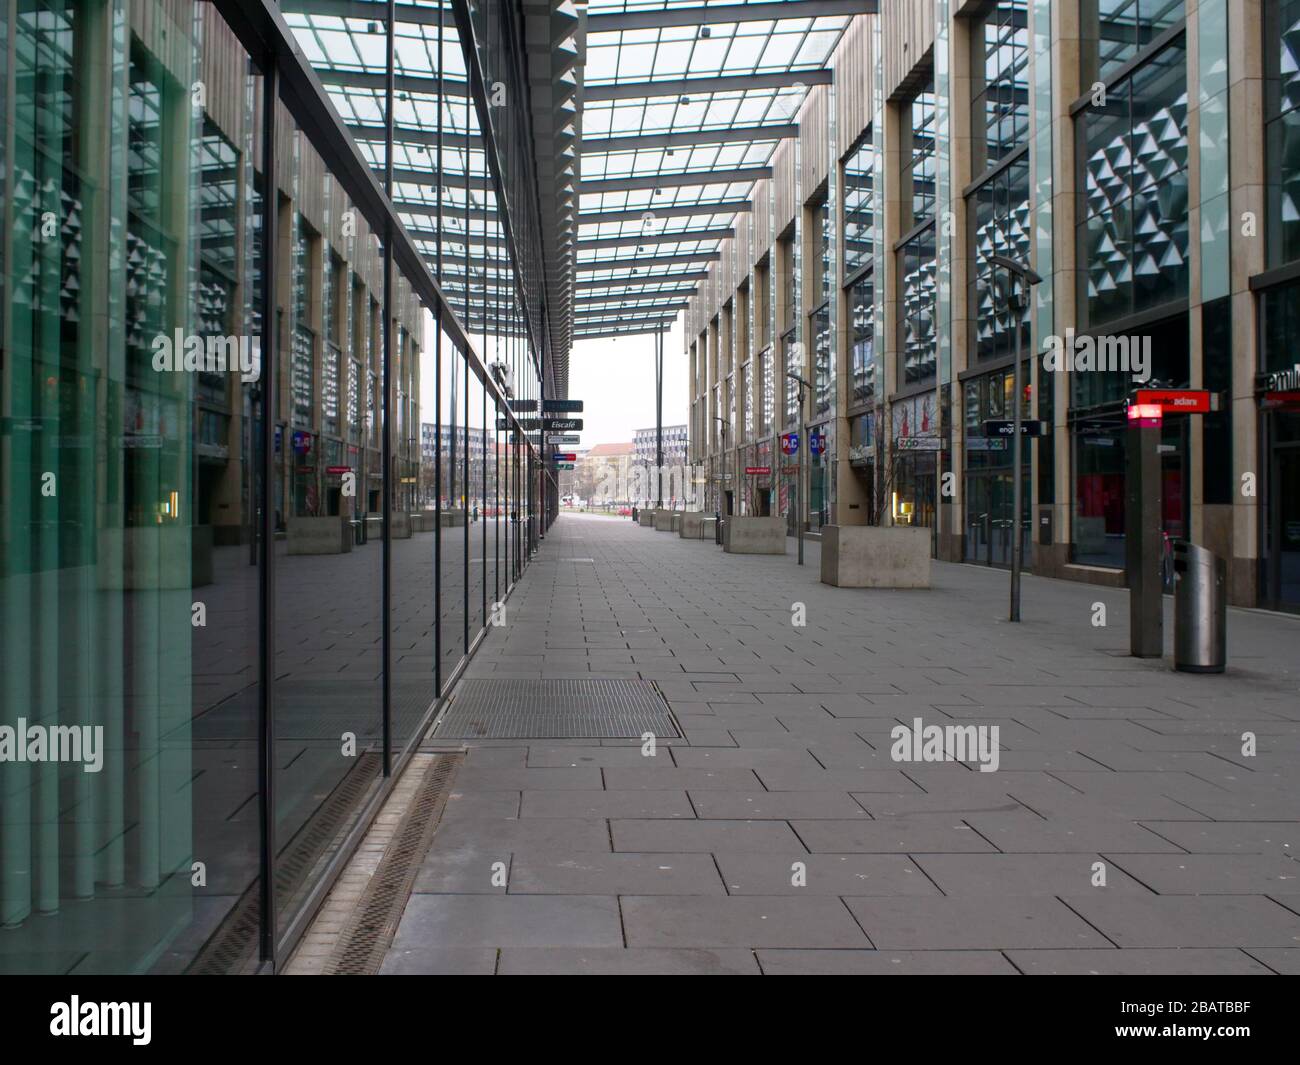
xmin=843 ymin=135 xmax=874 ymax=278
xmin=1266 ymin=0 xmax=1300 ymax=268
xmin=971 ymin=1 xmax=1029 ymax=176
xmin=1078 ymin=37 xmax=1188 ymax=329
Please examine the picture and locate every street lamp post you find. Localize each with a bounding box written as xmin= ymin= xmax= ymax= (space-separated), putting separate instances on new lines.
xmin=988 ymin=255 xmax=1043 ymax=623
xmin=787 ymin=371 xmax=810 ymax=566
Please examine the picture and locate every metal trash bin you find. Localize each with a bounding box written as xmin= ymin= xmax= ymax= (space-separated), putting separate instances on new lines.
xmin=715 ymin=513 xmax=724 ymax=546
xmin=1172 ymin=541 xmax=1226 ymax=673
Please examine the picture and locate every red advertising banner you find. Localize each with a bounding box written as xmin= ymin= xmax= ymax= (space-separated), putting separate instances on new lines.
xmin=1134 ymin=389 xmax=1212 ymax=413
xmin=745 ymin=466 xmax=771 ymax=475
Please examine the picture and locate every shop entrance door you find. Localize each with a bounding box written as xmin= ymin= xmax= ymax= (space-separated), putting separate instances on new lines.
xmin=1268 ymin=443 xmax=1300 ymax=612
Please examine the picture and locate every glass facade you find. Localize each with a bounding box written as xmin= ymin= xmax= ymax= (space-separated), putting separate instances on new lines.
xmin=1078 ymin=34 xmax=1189 ymax=329
xmin=0 ymin=0 xmax=546 ymax=974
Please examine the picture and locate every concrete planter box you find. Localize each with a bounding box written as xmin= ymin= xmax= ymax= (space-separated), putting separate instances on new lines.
xmin=653 ymin=510 xmax=674 ymax=531
xmin=723 ymin=515 xmax=786 ymax=554
xmin=391 ymin=511 xmax=412 ymax=539
xmin=288 ymin=516 xmax=353 ymax=555
xmin=364 ymin=515 xmax=383 ymax=541
xmin=679 ymin=511 xmax=707 ymax=539
xmin=820 ymin=524 xmax=931 ymax=588
xmin=671 ymin=513 xmax=682 ymax=532
xmin=637 ymin=509 xmax=655 ymax=527
xmin=441 ymin=509 xmax=466 ymax=528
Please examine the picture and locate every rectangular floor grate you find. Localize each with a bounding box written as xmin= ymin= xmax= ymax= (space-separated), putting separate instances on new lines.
xmin=431 ymin=678 xmax=680 ymax=739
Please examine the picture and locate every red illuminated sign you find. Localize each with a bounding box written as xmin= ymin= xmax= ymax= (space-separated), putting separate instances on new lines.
xmin=745 ymin=466 xmax=771 ymax=475
xmin=1126 ymin=403 xmax=1164 ymax=423
xmin=1134 ymin=389 xmax=1212 ymax=413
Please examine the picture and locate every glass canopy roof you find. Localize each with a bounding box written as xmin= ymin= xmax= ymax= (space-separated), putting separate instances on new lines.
xmin=282 ymin=1 xmax=857 ymax=343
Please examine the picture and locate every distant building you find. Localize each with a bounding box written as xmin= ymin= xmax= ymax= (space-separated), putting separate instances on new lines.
xmin=578 ymin=442 xmax=635 ymax=502
xmin=634 ymin=425 xmax=687 ymax=469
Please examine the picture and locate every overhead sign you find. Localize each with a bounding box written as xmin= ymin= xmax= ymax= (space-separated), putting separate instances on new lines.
xmin=965 ymin=437 xmax=1008 ymax=452
xmin=1134 ymin=389 xmax=1214 ymax=414
xmin=543 ymin=399 xmax=583 ymax=412
xmin=545 ymin=418 xmax=583 ymax=431
xmin=556 ymin=462 xmax=575 ymax=470
xmin=326 ymin=465 xmax=352 ymax=475
xmin=780 ymin=432 xmax=799 ymax=456
xmin=809 ymin=431 xmax=827 ymax=456
xmin=895 ymin=436 xmax=941 ymax=451
xmin=547 ymin=434 xmax=580 ymax=444
xmin=983 ymin=420 xmax=1048 ymax=437
xmin=552 ymin=452 xmax=577 ymax=462
xmin=745 ymin=465 xmax=771 ymax=475
xmin=509 ymin=399 xmax=537 ymax=412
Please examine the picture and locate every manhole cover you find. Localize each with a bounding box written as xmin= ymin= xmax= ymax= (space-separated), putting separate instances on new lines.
xmin=432 ymin=678 xmax=680 ymax=739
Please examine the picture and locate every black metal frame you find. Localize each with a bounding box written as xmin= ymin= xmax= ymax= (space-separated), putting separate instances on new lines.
xmin=212 ymin=0 xmax=550 ymax=971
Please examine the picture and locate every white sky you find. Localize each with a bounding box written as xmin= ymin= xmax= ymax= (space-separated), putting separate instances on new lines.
xmin=566 ymin=316 xmax=689 ymax=448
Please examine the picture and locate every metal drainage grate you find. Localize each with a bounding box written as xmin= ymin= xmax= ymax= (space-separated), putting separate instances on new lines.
xmin=325 ymin=754 xmax=462 ymax=976
xmin=432 ymin=678 xmax=680 ymax=739
xmin=186 ymin=751 xmax=383 ymax=974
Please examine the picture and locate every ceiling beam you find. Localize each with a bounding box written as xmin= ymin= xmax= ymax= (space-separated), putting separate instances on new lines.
xmin=316 ymin=67 xmax=468 ymax=97
xmin=575 ymin=226 xmax=733 ymax=251
xmin=581 ymin=123 xmax=797 ymax=153
xmin=579 ymin=166 xmax=770 ymax=194
xmin=576 ymin=287 xmax=698 ymax=304
xmin=575 ymin=304 xmax=688 ymax=318
xmin=576 ymin=272 xmax=708 ymax=289
xmin=578 ymin=251 xmax=722 ymax=270
xmin=585 ymin=69 xmax=830 ymax=103
xmin=573 ymin=323 xmax=678 ymax=340
xmin=587 ymin=1 xmax=876 ymax=33
xmin=283 ymin=0 xmax=444 ymax=23
xmin=349 ymin=123 xmax=477 ymax=150
xmin=578 ymin=201 xmax=750 ymax=225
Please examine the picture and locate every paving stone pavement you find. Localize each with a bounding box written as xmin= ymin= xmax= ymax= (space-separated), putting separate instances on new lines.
xmin=380 ymin=512 xmax=1300 ymax=975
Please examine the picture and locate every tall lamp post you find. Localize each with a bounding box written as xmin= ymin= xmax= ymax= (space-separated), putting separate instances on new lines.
xmin=787 ymin=371 xmax=810 ymax=566
xmin=988 ymin=255 xmax=1043 ymax=623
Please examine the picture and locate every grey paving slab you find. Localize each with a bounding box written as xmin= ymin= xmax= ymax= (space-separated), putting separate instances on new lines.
xmin=756 ymin=949 xmax=1018 ymax=975
xmin=1060 ymin=895 xmax=1300 ymax=948
xmin=715 ymin=854 xmax=940 ymax=896
xmin=390 ymin=895 xmax=624 ymax=949
xmin=496 ymin=948 xmax=761 ymax=974
xmin=791 ymin=817 xmax=996 ymax=854
xmin=843 ymin=896 xmax=1112 ymax=950
xmin=689 ymin=790 xmax=870 ymax=819
xmin=611 ymin=818 xmax=806 ymax=853
xmin=505 ymin=852 xmax=727 ymax=895
xmin=520 ymin=789 xmax=694 ymax=819
xmin=378 ymin=947 xmax=499 ymax=975
xmin=1106 ymin=854 xmax=1300 ymax=894
xmin=621 ymin=896 xmax=870 ymax=949
xmin=913 ymin=854 xmax=1152 ymax=895
xmin=1005 ymin=948 xmax=1275 ymax=975
xmin=379 ymin=514 xmax=1300 ymax=974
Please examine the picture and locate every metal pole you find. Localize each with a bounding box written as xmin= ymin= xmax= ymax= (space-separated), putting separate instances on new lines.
xmin=1010 ymin=281 xmax=1023 ymax=623
xmin=381 ymin=0 xmax=395 ymax=775
xmin=656 ymin=329 xmax=664 ymax=508
xmin=257 ymin=51 xmax=279 ymax=967
xmin=798 ymin=384 xmax=806 ymax=567
xmin=988 ymin=255 xmax=1041 ymax=623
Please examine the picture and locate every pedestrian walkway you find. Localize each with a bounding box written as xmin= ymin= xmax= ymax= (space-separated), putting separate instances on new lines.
xmin=380 ymin=513 xmax=1300 ymax=975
